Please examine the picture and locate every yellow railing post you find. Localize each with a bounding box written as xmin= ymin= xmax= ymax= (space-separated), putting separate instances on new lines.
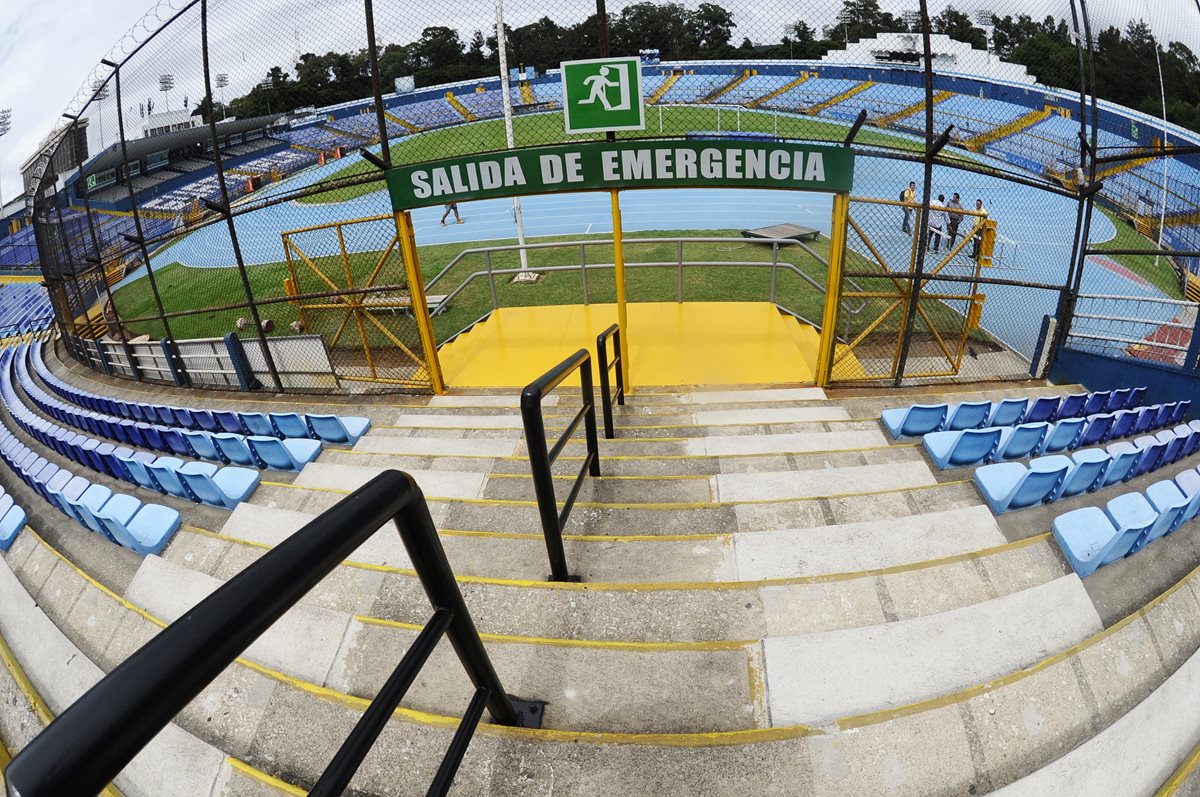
xmin=394 ymin=210 xmax=446 ymax=394
xmin=816 ymin=192 xmax=850 ymax=386
xmin=610 ymin=189 xmax=631 ymax=390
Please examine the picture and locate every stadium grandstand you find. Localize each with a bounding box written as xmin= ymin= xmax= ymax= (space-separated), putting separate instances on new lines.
xmin=5 ymin=0 xmax=1200 ymax=795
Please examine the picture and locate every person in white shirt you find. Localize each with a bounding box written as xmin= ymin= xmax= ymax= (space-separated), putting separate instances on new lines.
xmin=928 ymin=194 xmax=949 ymax=254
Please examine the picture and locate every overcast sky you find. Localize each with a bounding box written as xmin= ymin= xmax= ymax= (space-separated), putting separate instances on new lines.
xmin=2 ymin=0 xmax=1198 ymax=208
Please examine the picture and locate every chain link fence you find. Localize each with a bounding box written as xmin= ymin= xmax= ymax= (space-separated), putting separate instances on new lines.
xmin=23 ymin=0 xmax=1200 ymax=392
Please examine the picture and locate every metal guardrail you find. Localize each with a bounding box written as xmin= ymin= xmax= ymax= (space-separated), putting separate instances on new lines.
xmin=596 ymin=324 xmax=625 ymax=440
xmin=423 ymin=236 xmax=867 ymax=336
xmin=3 ymin=471 xmax=541 ymax=797
xmin=520 ymin=349 xmax=601 ymax=582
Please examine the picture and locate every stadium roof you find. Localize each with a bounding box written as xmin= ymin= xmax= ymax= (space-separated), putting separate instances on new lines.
xmin=80 ymin=114 xmax=283 ymax=177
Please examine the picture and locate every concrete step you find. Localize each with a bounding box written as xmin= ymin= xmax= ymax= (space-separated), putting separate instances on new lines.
xmin=8 ymin=514 xmax=1200 ymax=795
xmin=764 ymin=575 xmax=1101 ymax=725
xmin=156 ymin=523 xmax=1065 ymax=643
xmin=214 ymin=502 xmax=1007 ymax=583
xmin=0 ymin=554 xmax=230 ymax=795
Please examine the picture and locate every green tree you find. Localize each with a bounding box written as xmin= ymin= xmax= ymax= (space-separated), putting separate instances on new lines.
xmin=933 ymin=6 xmax=987 ymax=50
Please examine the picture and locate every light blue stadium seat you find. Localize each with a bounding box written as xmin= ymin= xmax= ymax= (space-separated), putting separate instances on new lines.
xmin=1144 ymin=480 xmax=1190 ymax=541
xmin=182 ymin=430 xmax=225 ymax=462
xmin=1180 ymin=424 xmax=1200 ymax=458
xmin=51 ymin=475 xmax=91 ymax=523
xmin=306 ymin=414 xmax=371 ymax=445
xmin=0 ymin=501 xmax=25 ymax=553
xmin=268 ymin=412 xmax=315 ymax=439
xmin=1039 ymin=418 xmax=1085 ymax=454
xmin=1024 ymin=396 xmax=1060 ymax=424
xmin=1053 ymin=507 xmax=1121 ymax=577
xmin=945 ymin=401 xmax=991 ymax=431
xmin=239 ymin=412 xmax=278 ymax=437
xmin=923 ymin=427 xmax=1002 ymax=469
xmin=179 ymin=463 xmax=260 ymax=509
xmin=988 ymin=398 xmax=1028 ymax=427
xmin=1061 ymin=448 xmax=1112 ymax=497
xmin=1102 ymin=442 xmax=1142 ymax=486
xmin=71 ymin=484 xmax=114 ymax=536
xmin=213 ymin=433 xmax=258 ymax=467
xmin=1100 ymin=493 xmax=1159 ymax=565
xmin=93 ymin=494 xmax=142 ymax=550
xmin=1174 ymin=470 xmax=1200 ymax=524
xmin=1157 ymin=429 xmax=1187 ymax=466
xmin=996 ymin=422 xmax=1050 ymax=461
xmin=974 ymin=457 xmax=1069 ymax=514
xmin=247 ymin=436 xmax=321 ymax=471
xmin=100 ymin=503 xmax=181 ymax=556
xmin=146 ymin=457 xmax=202 ymax=500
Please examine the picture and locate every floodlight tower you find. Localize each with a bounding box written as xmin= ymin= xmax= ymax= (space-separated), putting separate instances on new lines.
xmin=0 ymin=109 xmax=10 ymax=211
xmin=91 ymin=79 xmax=111 ymax=146
xmin=215 ymin=73 xmax=229 ymax=120
xmin=495 ymin=0 xmax=531 ymax=276
xmin=975 ymin=10 xmax=995 ymax=61
xmin=902 ymin=10 xmax=921 ymax=32
xmin=159 ymin=74 xmax=175 ymax=112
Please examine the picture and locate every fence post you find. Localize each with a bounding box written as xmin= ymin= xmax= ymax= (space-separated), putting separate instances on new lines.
xmin=120 ymin=338 xmax=142 ymax=382
xmin=1184 ymin=312 xmax=1200 ymax=371
xmin=160 ymin=339 xmax=187 ymax=388
xmin=224 ymin=332 xmax=258 ymax=391
xmin=95 ymin=340 xmax=114 ymax=377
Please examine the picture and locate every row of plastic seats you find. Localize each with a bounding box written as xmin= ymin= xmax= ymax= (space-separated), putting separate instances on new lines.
xmin=30 ymin=341 xmax=371 ymax=444
xmin=14 ymin=347 xmax=320 ymax=472
xmin=0 ymin=471 xmax=28 ymax=553
xmin=0 ymin=425 xmax=178 ymax=557
xmin=923 ymin=401 xmax=1190 ymax=470
xmin=1054 ymin=466 xmax=1200 ymax=577
xmin=975 ymin=420 xmax=1200 ymax=514
xmin=0 ymin=351 xmax=261 ymax=510
xmin=881 ymin=386 xmax=1148 ymax=439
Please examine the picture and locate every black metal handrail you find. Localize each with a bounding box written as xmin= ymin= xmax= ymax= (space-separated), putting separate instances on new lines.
xmin=3 ymin=471 xmax=541 ymax=797
xmin=596 ymin=324 xmax=625 ymax=440
xmin=520 ymin=349 xmax=602 ymax=582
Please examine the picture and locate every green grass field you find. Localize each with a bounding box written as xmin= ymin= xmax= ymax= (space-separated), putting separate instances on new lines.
xmin=113 ymin=227 xmax=982 ymax=350
xmin=1093 ymin=208 xmax=1185 ymax=299
xmin=298 ymin=107 xmax=948 ymax=205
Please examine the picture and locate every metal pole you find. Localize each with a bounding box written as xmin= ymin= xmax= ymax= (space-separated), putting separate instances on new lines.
xmin=580 ymin=243 xmax=589 ymax=304
xmin=816 ymin=192 xmax=850 ymax=386
xmin=580 ymin=358 xmax=602 ymax=477
xmin=676 ymin=239 xmax=684 ymax=302
xmin=495 ymin=0 xmax=530 ymax=274
xmin=520 ymin=398 xmax=573 ymax=582
xmin=486 ymin=250 xmax=498 ymax=309
xmin=395 ymin=209 xmax=447 ymax=393
xmin=363 ymin=0 xmax=393 ymax=168
xmin=770 ymin=242 xmax=779 ymax=304
xmin=200 ymin=0 xmax=283 ymax=392
xmin=611 ymin=190 xmax=630 ymax=388
xmin=1144 ymin=2 xmax=1169 ymax=274
xmin=112 ymin=63 xmax=184 ymax=380
xmin=891 ymin=0 xmax=937 ymax=387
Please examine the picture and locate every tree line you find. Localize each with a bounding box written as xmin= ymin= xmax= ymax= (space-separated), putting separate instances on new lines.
xmin=219 ymin=0 xmax=1200 ymax=134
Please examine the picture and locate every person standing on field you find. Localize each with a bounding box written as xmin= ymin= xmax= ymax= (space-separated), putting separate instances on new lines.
xmin=946 ymin=193 xmax=965 ymax=249
xmin=971 ymin=198 xmax=989 ymax=261
xmin=901 ymin=181 xmax=916 ymax=233
xmin=928 ymin=195 xmax=949 ymax=254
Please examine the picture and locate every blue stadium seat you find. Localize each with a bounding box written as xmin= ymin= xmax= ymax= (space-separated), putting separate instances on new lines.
xmin=1061 ymin=449 xmax=1112 ymax=497
xmin=1053 ymin=507 xmax=1122 ymax=577
xmin=178 ymin=463 xmax=260 ymax=509
xmin=974 ymin=457 xmax=1069 ymax=514
xmin=93 ymin=494 xmax=142 ymax=548
xmin=1107 ymin=410 xmax=1138 ymax=441
xmin=306 ymin=414 xmax=371 ymax=445
xmin=214 ymin=433 xmax=258 ymax=467
xmin=1057 ymin=393 xmax=1088 ymax=420
xmin=1157 ymin=429 xmax=1187 ymax=466
xmin=0 ymin=500 xmax=26 ymax=553
xmin=145 ymin=457 xmax=195 ymax=499
xmin=945 ymin=401 xmax=991 ymax=431
xmin=214 ymin=412 xmax=249 ymax=435
xmin=239 ymin=412 xmax=278 ymax=437
xmin=70 ymin=484 xmax=114 ymax=537
xmin=923 ymin=427 xmax=1003 ymax=469
xmin=1126 ymin=387 xmax=1147 ymax=409
xmin=1100 ymin=493 xmax=1159 ymax=565
xmin=181 ymin=430 xmax=225 ymax=462
xmin=995 ymin=422 xmax=1050 ymax=461
xmin=1102 ymin=442 xmax=1143 ymax=486
xmin=1172 ymin=400 xmax=1192 ymax=424
xmin=50 ymin=475 xmax=90 ymax=522
xmin=1144 ymin=480 xmax=1191 ymax=540
xmin=1024 ymin=396 xmax=1061 ymax=424
xmin=1174 ymin=470 xmax=1200 ymax=524
xmin=1038 ymin=418 xmax=1086 ymax=454
xmin=1132 ymin=435 xmax=1168 ymax=478
xmin=1082 ymin=391 xmax=1111 ymax=417
xmin=1105 ymin=388 xmax=1132 ymax=412
xmin=1078 ymin=414 xmax=1116 ymax=447
xmin=268 ymin=412 xmax=316 ymax=439
xmin=881 ymin=404 xmax=948 ymax=438
xmin=99 ymin=503 xmax=181 ymax=556
xmin=1133 ymin=406 xmax=1159 ymax=435
xmin=987 ymin=398 xmax=1028 ymax=427
xmin=247 ymin=437 xmax=321 ymax=471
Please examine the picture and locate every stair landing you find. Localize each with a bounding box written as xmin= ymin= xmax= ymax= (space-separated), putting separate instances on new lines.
xmin=437 ymin=302 xmax=831 ymax=387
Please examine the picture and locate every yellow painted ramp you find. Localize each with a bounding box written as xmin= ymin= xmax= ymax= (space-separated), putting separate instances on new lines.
xmin=438 ymin=302 xmax=825 ymax=388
